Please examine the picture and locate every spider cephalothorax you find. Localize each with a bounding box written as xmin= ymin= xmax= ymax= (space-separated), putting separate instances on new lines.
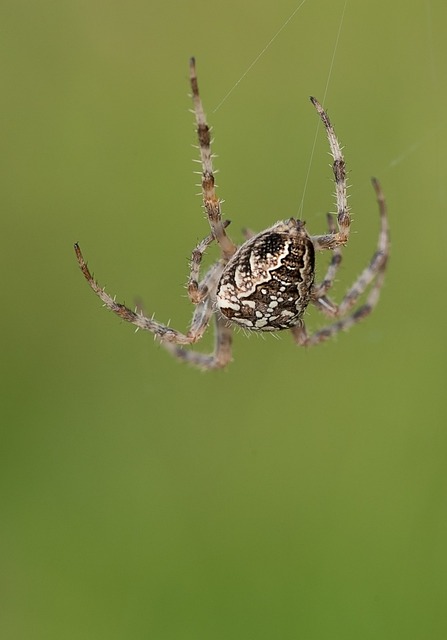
xmin=75 ymin=57 xmax=389 ymax=370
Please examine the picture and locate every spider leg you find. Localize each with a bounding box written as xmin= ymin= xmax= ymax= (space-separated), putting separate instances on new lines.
xmin=292 ymin=268 xmax=386 ymax=346
xmin=311 ymin=178 xmax=389 ymax=319
xmin=241 ymin=227 xmax=256 ymax=241
xmin=311 ymin=212 xmax=343 ymax=301
xmin=336 ymin=177 xmax=389 ymax=315
xmin=309 ymin=97 xmax=350 ymax=251
xmin=188 ymin=219 xmax=230 ymax=303
xmin=75 ymin=243 xmax=205 ymax=345
xmin=165 ymin=260 xmax=232 ymax=369
xmin=163 ymin=314 xmax=233 ymax=370
xmin=293 ymin=179 xmax=389 ymax=343
xmin=187 ymin=260 xmax=225 ymax=339
xmin=189 ymin=57 xmax=237 ymax=261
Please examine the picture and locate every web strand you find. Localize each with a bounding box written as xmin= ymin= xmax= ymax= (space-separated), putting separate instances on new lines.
xmin=298 ymin=0 xmax=348 ymax=217
xmin=212 ymin=0 xmax=308 ymax=113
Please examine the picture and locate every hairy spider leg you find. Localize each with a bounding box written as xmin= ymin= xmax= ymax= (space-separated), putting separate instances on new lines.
xmin=189 ymin=57 xmax=237 ymax=260
xmin=309 ymin=97 xmax=351 ymax=251
xmin=294 ymin=178 xmax=389 ymax=343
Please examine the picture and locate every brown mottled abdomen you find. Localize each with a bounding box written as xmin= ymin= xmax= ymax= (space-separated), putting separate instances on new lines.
xmin=216 ymin=219 xmax=315 ymax=331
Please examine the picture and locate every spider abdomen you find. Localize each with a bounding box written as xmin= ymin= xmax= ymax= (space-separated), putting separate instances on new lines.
xmin=216 ymin=219 xmax=315 ymax=331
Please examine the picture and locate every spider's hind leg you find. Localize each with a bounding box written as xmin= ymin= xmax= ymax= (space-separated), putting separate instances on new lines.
xmin=163 ymin=314 xmax=233 ymax=370
xmin=311 ymin=212 xmax=343 ymax=308
xmin=335 ymin=178 xmax=389 ymax=317
xmin=165 ymin=259 xmax=232 ymax=369
xmin=293 ymin=178 xmax=389 ymax=345
xmin=312 ymin=178 xmax=389 ymax=319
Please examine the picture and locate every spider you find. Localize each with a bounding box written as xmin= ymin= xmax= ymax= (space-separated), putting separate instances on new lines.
xmin=75 ymin=57 xmax=389 ymax=371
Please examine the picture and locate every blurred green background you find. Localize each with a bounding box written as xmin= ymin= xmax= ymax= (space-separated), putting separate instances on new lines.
xmin=2 ymin=1 xmax=447 ymax=638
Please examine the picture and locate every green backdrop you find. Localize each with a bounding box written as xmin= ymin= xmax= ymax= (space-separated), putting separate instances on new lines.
xmin=2 ymin=1 xmax=447 ymax=638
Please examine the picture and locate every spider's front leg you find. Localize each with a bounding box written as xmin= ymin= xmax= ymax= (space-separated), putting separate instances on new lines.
xmin=189 ymin=57 xmax=237 ymax=261
xmin=310 ymin=97 xmax=350 ymax=251
xmin=74 ymin=243 xmax=205 ymax=345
